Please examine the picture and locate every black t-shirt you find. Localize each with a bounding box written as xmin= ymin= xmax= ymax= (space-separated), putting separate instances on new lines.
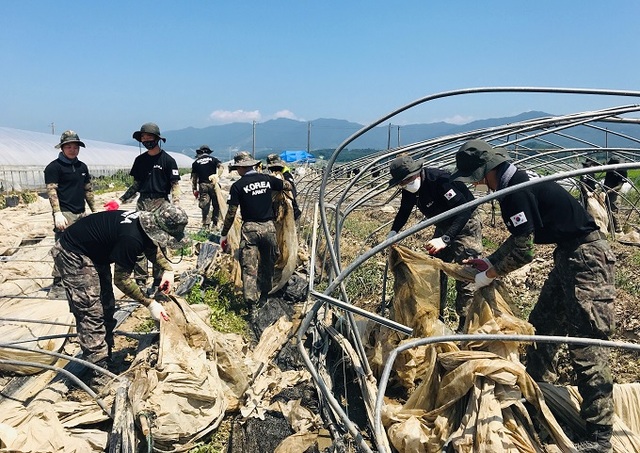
xmin=129 ymin=150 xmax=180 ymax=197
xmin=191 ymin=154 xmax=222 ymax=183
xmin=59 ymin=210 xmax=155 ymax=270
xmin=391 ymin=168 xmax=475 ymax=237
xmin=43 ymin=158 xmax=91 ymax=214
xmin=604 ymin=168 xmax=627 ymax=189
xmin=499 ymin=169 xmax=597 ymax=244
xmin=228 ymin=171 xmax=284 ymax=222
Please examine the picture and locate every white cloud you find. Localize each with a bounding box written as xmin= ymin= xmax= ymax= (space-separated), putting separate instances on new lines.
xmin=209 ymin=109 xmax=262 ymax=124
xmin=443 ymin=114 xmax=474 ymax=125
xmin=273 ymin=110 xmax=301 ymax=120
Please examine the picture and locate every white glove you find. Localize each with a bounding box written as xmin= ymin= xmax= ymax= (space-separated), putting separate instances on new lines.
xmin=208 ymin=174 xmax=219 ymax=184
xmin=159 ymin=271 xmax=174 ymax=293
xmin=54 ymin=212 xmax=68 ymax=230
xmin=386 ymin=230 xmax=397 ymax=241
xmin=426 ymin=237 xmax=447 ymax=255
xmin=472 ymin=270 xmax=494 ymax=291
xmin=147 ymin=300 xmax=169 ymax=322
xmin=465 ymin=257 xmax=493 ymax=272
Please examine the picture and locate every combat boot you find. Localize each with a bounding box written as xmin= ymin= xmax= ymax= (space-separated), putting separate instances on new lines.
xmin=575 ymin=424 xmax=612 ymax=453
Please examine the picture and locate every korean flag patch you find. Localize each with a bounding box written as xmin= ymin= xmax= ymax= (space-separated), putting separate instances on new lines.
xmin=444 ymin=188 xmax=457 ymax=200
xmin=510 ymin=211 xmax=528 ymax=227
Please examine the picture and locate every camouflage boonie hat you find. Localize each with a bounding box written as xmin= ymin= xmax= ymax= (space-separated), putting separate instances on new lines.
xmin=55 ymin=130 xmax=86 ymax=149
xmin=139 ymin=204 xmax=190 ymax=249
xmin=267 ymin=153 xmax=286 ymax=169
xmin=196 ymin=144 xmax=212 ymax=154
xmin=451 ymin=139 xmax=510 ymax=183
xmin=132 ymin=122 xmax=166 ymax=143
xmin=388 ymin=154 xmax=423 ymax=187
xmin=229 ymin=151 xmax=260 ymax=170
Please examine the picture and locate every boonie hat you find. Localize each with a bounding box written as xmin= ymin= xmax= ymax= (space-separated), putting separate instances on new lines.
xmin=196 ymin=144 xmax=212 ymax=154
xmin=451 ymin=140 xmax=510 ymax=183
xmin=55 ymin=130 xmax=86 ymax=149
xmin=267 ymin=154 xmax=286 ymax=169
xmin=139 ymin=204 xmax=190 ymax=249
xmin=132 ymin=122 xmax=166 ymax=143
xmin=388 ymin=155 xmax=424 ymax=187
xmin=229 ymin=151 xmax=260 ymax=170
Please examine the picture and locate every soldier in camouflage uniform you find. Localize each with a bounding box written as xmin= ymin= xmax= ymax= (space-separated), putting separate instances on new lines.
xmin=452 ymin=139 xmax=615 ymax=452
xmin=104 ymin=123 xmax=182 ymax=293
xmin=51 ymin=204 xmax=189 ymax=386
xmin=219 ymin=152 xmax=292 ymax=309
xmin=44 ymin=131 xmax=97 ymax=296
xmin=386 ymin=154 xmax=483 ymax=330
xmin=267 ymin=154 xmax=302 ymax=220
xmin=191 ymin=145 xmax=223 ymax=230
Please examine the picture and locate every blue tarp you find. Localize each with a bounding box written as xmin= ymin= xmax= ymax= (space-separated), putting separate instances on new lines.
xmin=279 ymin=150 xmax=316 ymax=163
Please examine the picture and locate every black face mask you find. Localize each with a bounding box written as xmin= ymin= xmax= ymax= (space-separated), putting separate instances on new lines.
xmin=142 ymin=140 xmax=159 ymax=150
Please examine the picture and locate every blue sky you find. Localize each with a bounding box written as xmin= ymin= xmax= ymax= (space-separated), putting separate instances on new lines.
xmin=2 ymin=1 xmax=640 ymax=144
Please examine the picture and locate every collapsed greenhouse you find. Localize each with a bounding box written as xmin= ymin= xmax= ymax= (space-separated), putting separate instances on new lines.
xmin=2 ymin=87 xmax=640 ymax=452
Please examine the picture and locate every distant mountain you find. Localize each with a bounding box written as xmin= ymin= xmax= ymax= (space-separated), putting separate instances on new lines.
xmin=142 ymin=111 xmax=638 ymax=160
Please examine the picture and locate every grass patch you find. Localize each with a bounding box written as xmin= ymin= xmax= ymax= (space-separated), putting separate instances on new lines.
xmin=186 ymin=271 xmax=247 ymax=335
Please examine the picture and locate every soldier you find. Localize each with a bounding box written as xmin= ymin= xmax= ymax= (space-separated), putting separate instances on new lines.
xmin=191 ymin=145 xmax=223 ymax=230
xmin=219 ymin=152 xmax=292 ymax=309
xmin=105 ymin=122 xmax=181 ymax=293
xmin=603 ymin=157 xmax=627 ymax=233
xmin=44 ymin=130 xmax=97 ymax=296
xmin=266 ymin=153 xmax=302 ymax=220
xmin=452 ymin=139 xmax=615 ymax=452
xmin=51 ymin=204 xmax=189 ymax=386
xmin=386 ymin=154 xmax=482 ymax=330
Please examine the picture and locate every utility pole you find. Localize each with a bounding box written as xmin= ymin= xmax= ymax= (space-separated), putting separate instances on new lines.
xmin=252 ymin=120 xmax=256 ymax=158
xmin=387 ymin=123 xmax=392 ymax=149
xmin=307 ymin=121 xmax=311 ymax=153
xmin=397 ymin=125 xmax=401 ymax=147
xmin=50 ymin=122 xmax=55 ymax=135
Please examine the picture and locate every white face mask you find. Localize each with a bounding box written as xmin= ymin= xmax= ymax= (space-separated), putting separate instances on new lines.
xmin=403 ymin=177 xmax=421 ymax=193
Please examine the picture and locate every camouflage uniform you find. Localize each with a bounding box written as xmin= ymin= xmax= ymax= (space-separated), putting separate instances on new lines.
xmin=239 ymin=221 xmax=279 ymax=305
xmin=435 ymin=212 xmax=483 ymax=320
xmin=526 ymin=237 xmax=616 ymax=427
xmin=197 ymin=182 xmax=220 ymax=227
xmin=51 ymin=242 xmax=116 ymax=365
xmin=133 ymin=198 xmax=171 ymax=287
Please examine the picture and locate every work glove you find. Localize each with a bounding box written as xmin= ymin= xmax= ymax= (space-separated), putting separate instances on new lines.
xmin=159 ymin=271 xmax=174 ymax=293
xmin=54 ymin=212 xmax=68 ymax=230
xmin=103 ymin=200 xmax=120 ymax=211
xmin=472 ymin=270 xmax=494 ymax=291
xmin=386 ymin=230 xmax=397 ymax=241
xmin=147 ymin=300 xmax=169 ymax=322
xmin=208 ymin=174 xmax=219 ymax=184
xmin=464 ymin=257 xmax=493 ymax=272
xmin=193 ymin=190 xmax=199 ymax=199
xmin=220 ymin=236 xmax=229 ymax=253
xmin=426 ymin=237 xmax=447 ymax=255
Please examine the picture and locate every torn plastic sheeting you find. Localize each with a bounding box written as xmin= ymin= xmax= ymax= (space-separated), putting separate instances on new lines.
xmin=379 ymin=245 xmax=576 ymax=452
xmin=271 ymin=184 xmax=298 ymax=293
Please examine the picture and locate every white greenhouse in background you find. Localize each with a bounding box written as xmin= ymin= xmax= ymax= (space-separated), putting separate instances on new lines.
xmin=0 ymin=127 xmax=194 ymax=192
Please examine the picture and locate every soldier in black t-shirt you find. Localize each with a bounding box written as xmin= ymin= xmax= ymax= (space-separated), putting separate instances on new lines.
xmin=44 ymin=130 xmax=97 ymax=295
xmin=105 ymin=123 xmax=182 ymax=293
xmin=386 ymin=154 xmax=482 ymax=329
xmin=452 ymin=139 xmax=615 ymax=451
xmin=191 ymin=145 xmax=223 ymax=230
xmin=51 ymin=205 xmax=189 ymax=386
xmin=219 ymin=152 xmax=291 ymax=310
